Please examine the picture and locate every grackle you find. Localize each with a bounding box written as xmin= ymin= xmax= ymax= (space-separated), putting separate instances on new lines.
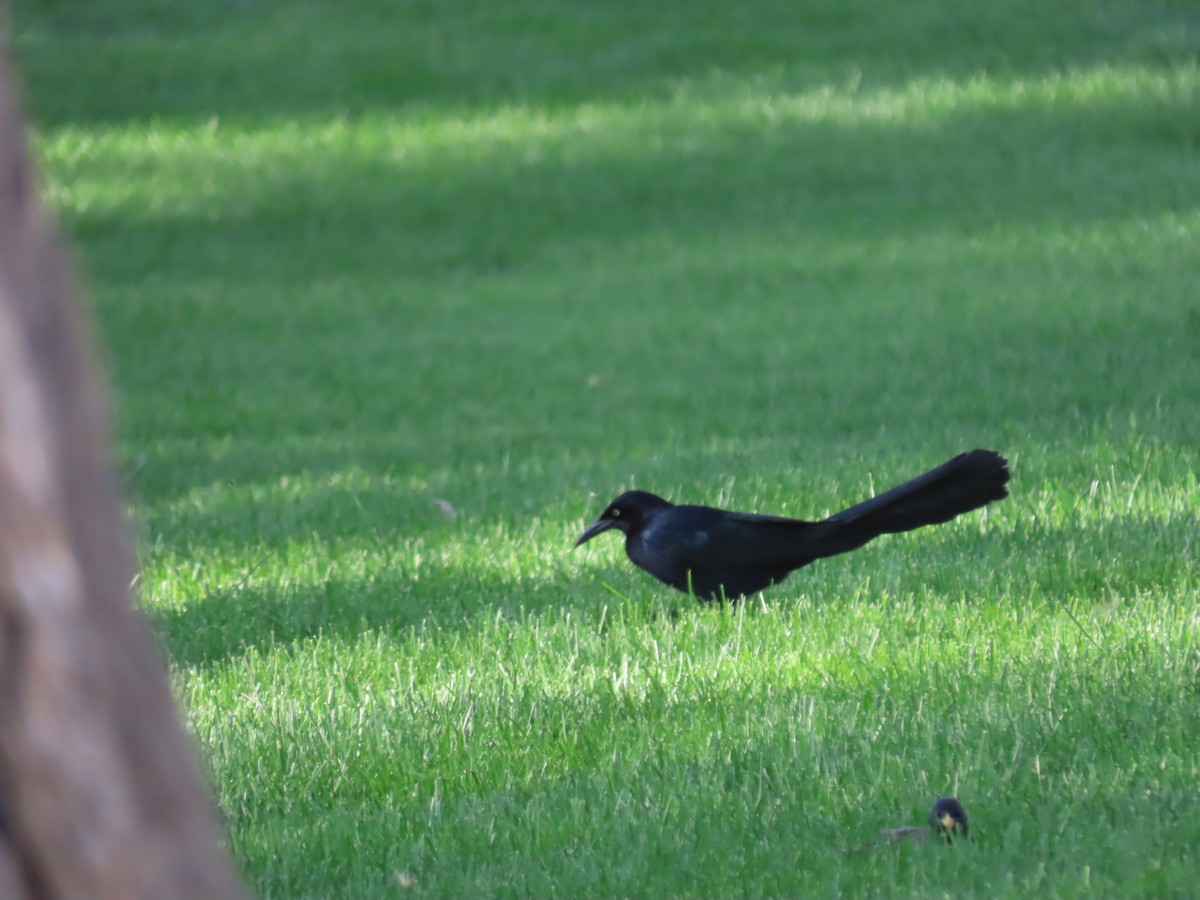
xmin=928 ymin=796 xmax=969 ymax=843
xmin=575 ymin=449 xmax=1009 ymax=601
xmin=845 ymin=796 xmax=970 ymax=854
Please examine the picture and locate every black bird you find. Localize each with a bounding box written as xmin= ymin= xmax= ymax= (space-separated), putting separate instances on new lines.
xmin=575 ymin=449 xmax=1009 ymax=601
xmin=928 ymin=796 xmax=969 ymax=843
xmin=845 ymin=796 xmax=971 ymax=854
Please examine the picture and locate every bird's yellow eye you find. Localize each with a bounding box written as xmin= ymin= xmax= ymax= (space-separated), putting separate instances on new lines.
xmin=612 ymin=508 xmax=621 ymax=517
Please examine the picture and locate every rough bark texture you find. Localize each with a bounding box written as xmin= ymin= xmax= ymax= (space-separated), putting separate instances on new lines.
xmin=0 ymin=50 xmax=248 ymax=900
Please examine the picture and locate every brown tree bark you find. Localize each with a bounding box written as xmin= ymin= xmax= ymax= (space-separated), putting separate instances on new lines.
xmin=0 ymin=50 xmax=248 ymax=900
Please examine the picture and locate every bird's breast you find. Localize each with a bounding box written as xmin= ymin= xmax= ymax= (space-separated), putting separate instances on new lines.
xmin=625 ymin=524 xmax=708 ymax=591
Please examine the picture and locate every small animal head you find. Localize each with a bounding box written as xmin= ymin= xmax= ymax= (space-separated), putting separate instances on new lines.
xmin=929 ymin=796 xmax=969 ymax=843
xmin=575 ymin=490 xmax=671 ymax=546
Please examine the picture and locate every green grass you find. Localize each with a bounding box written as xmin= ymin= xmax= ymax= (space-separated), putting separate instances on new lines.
xmin=15 ymin=1 xmax=1200 ymax=897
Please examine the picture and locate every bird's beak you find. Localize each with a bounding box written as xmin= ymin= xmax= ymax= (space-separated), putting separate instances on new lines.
xmin=940 ymin=814 xmax=957 ymax=832
xmin=574 ymin=517 xmax=615 ymax=547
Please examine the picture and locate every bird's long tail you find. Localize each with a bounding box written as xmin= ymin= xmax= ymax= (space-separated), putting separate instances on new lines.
xmin=811 ymin=449 xmax=1009 ymax=555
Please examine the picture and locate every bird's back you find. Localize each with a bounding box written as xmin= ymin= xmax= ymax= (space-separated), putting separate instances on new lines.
xmin=628 ymin=504 xmax=821 ymax=599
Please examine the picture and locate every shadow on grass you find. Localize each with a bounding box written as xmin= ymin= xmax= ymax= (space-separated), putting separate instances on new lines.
xmin=15 ymin=0 xmax=1199 ymax=129
xmin=112 ymin=269 xmax=1197 ymax=520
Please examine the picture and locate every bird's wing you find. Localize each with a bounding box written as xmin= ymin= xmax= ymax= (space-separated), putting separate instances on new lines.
xmin=665 ymin=509 xmax=828 ymax=572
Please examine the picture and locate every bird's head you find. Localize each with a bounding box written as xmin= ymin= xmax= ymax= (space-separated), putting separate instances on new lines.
xmin=929 ymin=796 xmax=969 ymax=843
xmin=574 ymin=490 xmax=670 ymax=547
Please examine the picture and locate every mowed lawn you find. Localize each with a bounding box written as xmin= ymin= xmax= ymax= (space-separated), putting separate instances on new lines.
xmin=16 ymin=1 xmax=1200 ymax=897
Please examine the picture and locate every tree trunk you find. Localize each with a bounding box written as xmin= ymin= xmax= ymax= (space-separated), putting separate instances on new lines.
xmin=0 ymin=49 xmax=248 ymax=900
